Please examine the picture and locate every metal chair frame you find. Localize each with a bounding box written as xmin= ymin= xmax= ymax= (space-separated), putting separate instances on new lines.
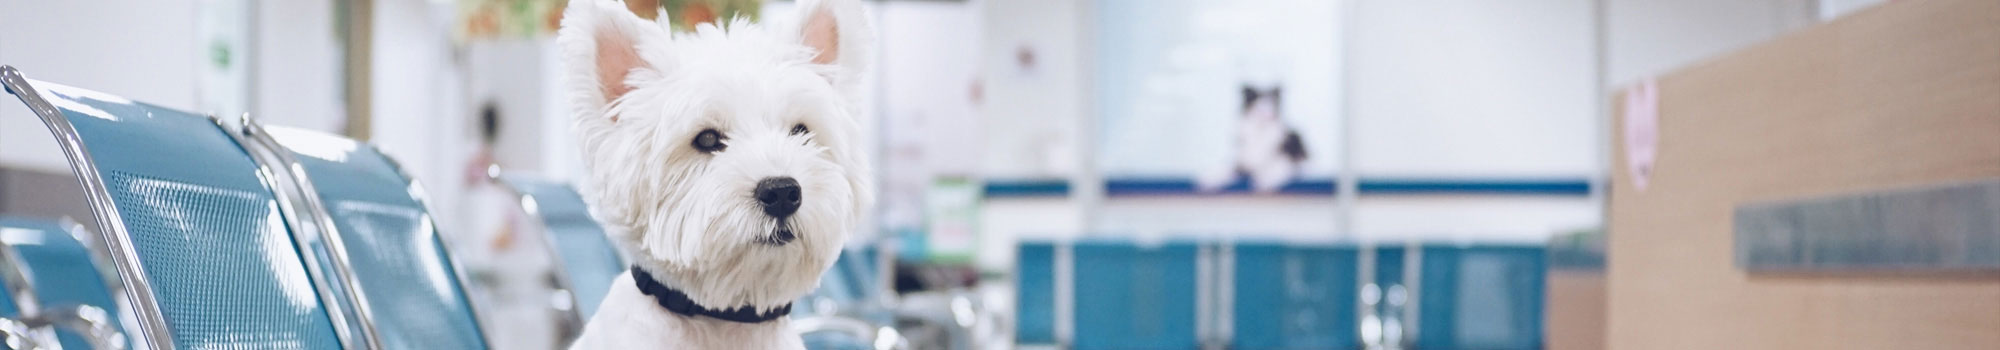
xmin=1 ymin=65 xmax=470 ymax=350
xmin=0 ymin=218 xmax=132 ymax=350
xmin=488 ymin=172 xmax=604 ymax=342
xmin=228 ymin=117 xmax=386 ymax=350
xmin=290 ymin=122 xmax=496 ymax=349
xmin=4 ymin=65 xmax=178 ymax=350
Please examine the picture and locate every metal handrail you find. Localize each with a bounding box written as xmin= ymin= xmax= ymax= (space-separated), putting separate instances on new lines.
xmin=486 ymin=170 xmax=593 ymax=341
xmin=793 ymin=315 xmax=910 ymax=350
xmin=231 ymin=116 xmax=384 ymax=350
xmin=0 ymin=234 xmax=43 ymax=318
xmin=1 ymin=65 xmax=171 ymax=350
xmin=373 ymin=146 xmax=502 ymax=348
xmin=0 ymin=317 xmax=45 ymax=350
xmin=54 ymin=218 xmax=144 ymax=350
xmin=23 ymin=305 xmax=128 ymax=350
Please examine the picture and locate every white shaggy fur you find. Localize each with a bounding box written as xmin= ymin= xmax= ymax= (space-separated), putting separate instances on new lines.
xmin=557 ymin=0 xmax=874 ymax=348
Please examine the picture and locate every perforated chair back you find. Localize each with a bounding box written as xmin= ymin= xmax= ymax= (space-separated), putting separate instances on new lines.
xmin=1414 ymin=245 xmax=1546 ymax=350
xmin=2 ymin=66 xmax=347 ymax=350
xmin=1071 ymin=240 xmax=1201 ymax=349
xmin=494 ymin=174 xmax=625 ymax=319
xmin=0 ymin=217 xmax=130 ymax=350
xmin=1014 ymin=241 xmax=1058 ymax=345
xmin=259 ymin=125 xmax=490 ymax=350
xmin=1230 ymin=242 xmax=1359 ymax=350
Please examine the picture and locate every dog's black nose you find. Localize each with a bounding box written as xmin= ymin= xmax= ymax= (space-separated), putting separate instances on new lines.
xmin=755 ymin=177 xmax=802 ymax=218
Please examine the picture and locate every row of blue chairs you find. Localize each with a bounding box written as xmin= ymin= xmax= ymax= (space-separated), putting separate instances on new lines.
xmin=2 ymin=65 xmax=906 ymax=350
xmin=491 ymin=174 xmax=626 ymax=333
xmin=1017 ymin=239 xmax=1546 ymax=350
xmin=3 ymin=65 xmax=487 ymax=350
xmin=0 ymin=217 xmax=129 ymax=350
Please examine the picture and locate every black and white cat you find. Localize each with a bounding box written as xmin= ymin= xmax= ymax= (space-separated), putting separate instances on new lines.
xmin=1199 ymin=85 xmax=1308 ymax=193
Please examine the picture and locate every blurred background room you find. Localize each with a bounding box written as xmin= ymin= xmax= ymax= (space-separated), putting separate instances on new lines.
xmin=1 ymin=0 xmax=1996 ymax=349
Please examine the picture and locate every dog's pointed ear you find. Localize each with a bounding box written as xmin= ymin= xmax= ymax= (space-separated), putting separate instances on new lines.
xmin=560 ymin=0 xmax=670 ymax=122
xmin=795 ymin=0 xmax=873 ymax=89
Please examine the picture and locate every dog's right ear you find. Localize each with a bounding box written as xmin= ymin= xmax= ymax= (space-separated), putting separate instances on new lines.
xmin=559 ymin=0 xmax=670 ymax=122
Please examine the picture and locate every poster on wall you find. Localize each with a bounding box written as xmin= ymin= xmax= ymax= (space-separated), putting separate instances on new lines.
xmin=912 ymin=177 xmax=980 ymax=263
xmin=1096 ymin=0 xmax=1341 ymax=195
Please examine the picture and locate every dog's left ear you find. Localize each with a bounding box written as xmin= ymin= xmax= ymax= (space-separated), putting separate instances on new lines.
xmin=795 ymin=0 xmax=873 ymax=90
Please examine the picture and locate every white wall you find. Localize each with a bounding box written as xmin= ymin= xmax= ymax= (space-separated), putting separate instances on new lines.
xmin=254 ymin=0 xmax=346 ymax=133
xmin=0 ymin=1 xmax=202 ymax=173
xmin=1349 ymin=0 xmax=1599 ymax=178
xmin=1345 ymin=0 xmax=1601 ymax=239
xmin=464 ymin=40 xmax=560 ymax=173
xmin=977 ymin=0 xmax=1090 ymax=270
xmin=1605 ymin=0 xmax=1815 ymax=87
xmin=981 ymin=0 xmax=1085 ymax=178
xmin=1092 ymin=0 xmax=1344 ymax=178
xmin=870 ymin=1 xmax=984 ymax=247
xmin=1818 ymin=0 xmax=1886 ymax=20
xmin=1099 ymin=196 xmax=1338 ymax=238
xmin=368 ymin=0 xmax=469 ymax=227
xmin=1354 ymin=196 xmax=1598 ymax=243
xmin=879 ymin=2 xmax=984 ymax=176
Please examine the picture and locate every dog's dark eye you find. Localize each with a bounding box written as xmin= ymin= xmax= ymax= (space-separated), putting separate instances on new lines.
xmin=790 ymin=123 xmax=810 ymax=136
xmin=693 ymin=129 xmax=727 ymax=152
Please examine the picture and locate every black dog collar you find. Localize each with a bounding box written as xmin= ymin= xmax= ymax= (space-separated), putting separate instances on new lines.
xmin=630 ymin=266 xmax=792 ymax=323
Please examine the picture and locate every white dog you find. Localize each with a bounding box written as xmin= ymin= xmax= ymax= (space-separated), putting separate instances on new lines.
xmin=557 ymin=0 xmax=874 ymax=348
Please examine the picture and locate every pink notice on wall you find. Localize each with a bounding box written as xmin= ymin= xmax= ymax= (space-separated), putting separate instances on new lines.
xmin=1623 ymin=79 xmax=1659 ymax=191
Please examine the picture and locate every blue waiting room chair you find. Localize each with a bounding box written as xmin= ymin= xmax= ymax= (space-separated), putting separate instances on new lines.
xmin=4 ymin=65 xmax=356 ymax=350
xmin=0 ymin=217 xmax=131 ymax=350
xmin=1071 ymin=239 xmax=1202 ymax=350
xmin=794 ymin=247 xmax=915 ymax=350
xmin=1014 ymin=241 xmax=1059 ymax=347
xmin=1412 ymin=244 xmax=1546 ymax=350
xmin=492 ymin=174 xmax=626 ymax=327
xmin=0 ymin=273 xmax=43 ymax=350
xmin=1230 ymin=242 xmax=1360 ymax=350
xmin=1016 ymin=238 xmax=1550 ymax=350
xmin=1015 ymin=238 xmax=1206 ymax=350
xmin=252 ymin=123 xmax=492 ymax=350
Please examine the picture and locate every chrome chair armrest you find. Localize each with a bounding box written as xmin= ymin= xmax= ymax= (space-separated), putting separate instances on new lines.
xmin=792 ymin=315 xmax=909 ymax=350
xmin=22 ymin=305 xmax=125 ymax=350
xmin=0 ymin=317 xmax=45 ymax=350
xmin=886 ymin=290 xmax=989 ymax=350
